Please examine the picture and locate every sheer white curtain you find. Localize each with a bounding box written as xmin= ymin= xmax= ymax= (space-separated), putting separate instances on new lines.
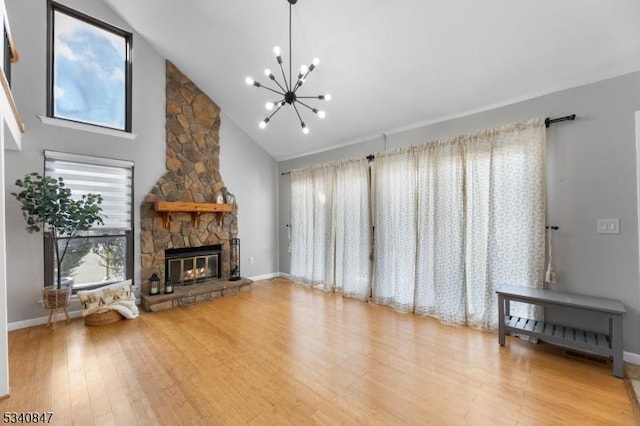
xmin=334 ymin=159 xmax=372 ymax=299
xmin=465 ymin=121 xmax=546 ymax=329
xmin=290 ymin=165 xmax=335 ymax=286
xmin=372 ymin=150 xmax=417 ymax=311
xmin=373 ymin=119 xmax=546 ymax=330
xmin=290 ymin=159 xmax=371 ymax=298
xmin=414 ymin=141 xmax=466 ymax=324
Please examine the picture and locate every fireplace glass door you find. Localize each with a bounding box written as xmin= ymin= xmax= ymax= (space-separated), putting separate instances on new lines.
xmin=165 ymin=245 xmax=221 ymax=286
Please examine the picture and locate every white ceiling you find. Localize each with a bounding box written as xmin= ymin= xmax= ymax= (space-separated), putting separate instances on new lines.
xmin=102 ymin=0 xmax=640 ymax=161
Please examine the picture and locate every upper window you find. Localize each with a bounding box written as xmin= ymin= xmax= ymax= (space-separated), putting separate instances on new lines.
xmin=47 ymin=1 xmax=132 ymax=132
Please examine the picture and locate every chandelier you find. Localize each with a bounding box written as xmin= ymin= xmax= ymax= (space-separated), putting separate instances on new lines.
xmin=245 ymin=0 xmax=330 ymax=135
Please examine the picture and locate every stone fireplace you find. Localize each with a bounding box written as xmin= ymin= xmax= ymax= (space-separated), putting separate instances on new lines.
xmin=140 ymin=61 xmax=244 ymax=303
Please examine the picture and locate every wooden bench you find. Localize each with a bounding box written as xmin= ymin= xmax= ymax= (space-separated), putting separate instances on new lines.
xmin=496 ymin=284 xmax=626 ymax=378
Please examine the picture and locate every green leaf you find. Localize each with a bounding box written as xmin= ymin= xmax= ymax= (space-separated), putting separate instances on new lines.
xmin=11 ymin=172 xmax=104 ymax=287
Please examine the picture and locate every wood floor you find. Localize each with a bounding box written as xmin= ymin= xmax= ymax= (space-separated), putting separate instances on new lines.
xmin=0 ymin=278 xmax=635 ymax=425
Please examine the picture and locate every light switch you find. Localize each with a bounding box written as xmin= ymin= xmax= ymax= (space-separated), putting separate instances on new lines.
xmin=597 ymin=218 xmax=620 ymax=234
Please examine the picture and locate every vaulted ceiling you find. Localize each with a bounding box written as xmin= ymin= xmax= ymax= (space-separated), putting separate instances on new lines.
xmin=102 ymin=0 xmax=640 ymax=160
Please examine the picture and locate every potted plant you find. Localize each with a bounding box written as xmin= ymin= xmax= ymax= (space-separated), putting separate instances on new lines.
xmin=12 ymin=172 xmax=104 ymax=314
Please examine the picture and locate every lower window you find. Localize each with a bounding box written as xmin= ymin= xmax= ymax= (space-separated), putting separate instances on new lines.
xmin=46 ymin=231 xmax=133 ymax=292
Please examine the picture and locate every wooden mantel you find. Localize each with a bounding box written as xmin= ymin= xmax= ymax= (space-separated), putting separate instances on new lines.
xmin=154 ymin=201 xmax=234 ymax=228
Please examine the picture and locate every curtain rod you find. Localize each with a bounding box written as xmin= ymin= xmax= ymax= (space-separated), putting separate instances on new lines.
xmin=545 ymin=114 xmax=576 ymax=128
xmin=280 ymin=154 xmax=376 ymax=176
xmin=281 ymin=116 xmax=575 ymax=176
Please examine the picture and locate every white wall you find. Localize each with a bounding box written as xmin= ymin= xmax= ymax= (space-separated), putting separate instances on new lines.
xmin=0 ymin=91 xmax=9 ymax=397
xmin=279 ymin=71 xmax=640 ymax=355
xmin=4 ymin=0 xmax=279 ymax=325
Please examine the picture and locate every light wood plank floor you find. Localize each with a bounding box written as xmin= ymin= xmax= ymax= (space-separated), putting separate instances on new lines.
xmin=0 ymin=278 xmax=635 ymax=425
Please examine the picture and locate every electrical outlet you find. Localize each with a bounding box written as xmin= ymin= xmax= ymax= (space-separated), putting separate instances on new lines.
xmin=597 ymin=218 xmax=619 ymax=234
xmin=249 ymin=256 xmax=255 ymax=265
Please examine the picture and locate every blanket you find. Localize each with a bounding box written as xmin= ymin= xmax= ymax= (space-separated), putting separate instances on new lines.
xmin=77 ymin=279 xmax=139 ymax=319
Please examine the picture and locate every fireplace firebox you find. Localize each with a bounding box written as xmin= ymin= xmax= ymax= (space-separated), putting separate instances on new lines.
xmin=165 ymin=245 xmax=222 ymax=286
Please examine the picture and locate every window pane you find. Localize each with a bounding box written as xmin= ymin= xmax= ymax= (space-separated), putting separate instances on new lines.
xmin=53 ymin=10 xmax=126 ymax=130
xmin=56 ymin=235 xmax=127 ymax=290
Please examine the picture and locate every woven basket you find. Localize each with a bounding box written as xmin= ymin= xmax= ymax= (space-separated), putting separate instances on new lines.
xmin=85 ymin=310 xmax=124 ymax=326
xmin=42 ymin=286 xmax=71 ymax=310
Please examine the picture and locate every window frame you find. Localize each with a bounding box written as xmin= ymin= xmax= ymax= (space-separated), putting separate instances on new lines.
xmin=46 ymin=0 xmax=133 ymax=132
xmin=44 ymin=231 xmax=134 ymax=293
xmin=43 ymin=151 xmax=135 ymax=292
xmin=3 ymin=26 xmax=11 ymax=87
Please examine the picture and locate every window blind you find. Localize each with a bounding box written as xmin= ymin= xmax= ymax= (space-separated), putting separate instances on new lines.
xmin=44 ymin=151 xmax=133 ymax=230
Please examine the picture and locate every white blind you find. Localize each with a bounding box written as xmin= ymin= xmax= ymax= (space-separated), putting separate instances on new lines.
xmin=44 ymin=151 xmax=133 ymax=230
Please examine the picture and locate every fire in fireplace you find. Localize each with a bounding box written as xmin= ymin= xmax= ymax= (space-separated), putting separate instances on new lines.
xmin=165 ymin=245 xmax=222 ymax=286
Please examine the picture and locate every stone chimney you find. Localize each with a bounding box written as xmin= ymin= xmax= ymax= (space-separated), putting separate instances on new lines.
xmin=140 ymin=61 xmax=237 ymax=293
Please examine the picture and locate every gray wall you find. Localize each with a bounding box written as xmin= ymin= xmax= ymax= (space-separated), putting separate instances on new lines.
xmin=279 ymin=71 xmax=640 ymax=355
xmin=220 ymin=112 xmax=278 ymax=277
xmin=4 ymin=0 xmax=278 ymax=324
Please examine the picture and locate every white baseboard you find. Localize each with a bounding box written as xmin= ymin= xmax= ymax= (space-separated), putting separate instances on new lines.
xmin=248 ymin=272 xmax=285 ymax=281
xmin=624 ymin=351 xmax=640 ymax=365
xmin=8 ymin=309 xmax=83 ymax=331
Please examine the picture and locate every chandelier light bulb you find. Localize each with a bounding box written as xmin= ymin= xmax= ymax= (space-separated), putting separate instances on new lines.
xmin=302 ymin=126 xmax=309 ymax=135
xmin=265 ymin=102 xmax=275 ymax=111
xmin=245 ymin=77 xmax=254 ymax=86
xmin=325 ymin=94 xmax=332 ymax=101
xmin=264 ymin=68 xmax=272 ymax=77
xmin=312 ymin=58 xmax=320 ymax=66
xmin=318 ymin=110 xmax=326 ymax=119
xmin=273 ymin=46 xmax=281 ymax=56
xmin=300 ymin=64 xmax=308 ymax=74
xmin=259 ymin=121 xmax=267 ymax=129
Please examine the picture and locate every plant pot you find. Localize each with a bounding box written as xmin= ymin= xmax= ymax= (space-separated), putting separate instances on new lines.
xmin=42 ymin=285 xmax=72 ymax=330
xmin=42 ymin=285 xmax=71 ymax=309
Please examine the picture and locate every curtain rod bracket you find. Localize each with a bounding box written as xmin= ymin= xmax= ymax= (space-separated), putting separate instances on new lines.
xmin=545 ymin=114 xmax=576 ymax=128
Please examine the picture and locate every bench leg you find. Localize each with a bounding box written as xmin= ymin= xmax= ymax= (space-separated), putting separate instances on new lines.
xmin=498 ymin=294 xmax=506 ymax=346
xmin=611 ymin=315 xmax=624 ymax=378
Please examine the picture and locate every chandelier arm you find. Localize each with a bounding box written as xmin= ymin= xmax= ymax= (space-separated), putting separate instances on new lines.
xmin=296 ymin=95 xmax=325 ymax=99
xmin=295 ymin=99 xmax=316 ymax=112
xmin=271 ymin=78 xmax=288 ymax=94
xmin=293 ymin=69 xmax=313 ymax=93
xmin=292 ymin=79 xmax=302 ymax=93
xmin=278 ymin=60 xmax=290 ymax=92
xmin=266 ymin=103 xmax=286 ymax=121
xmin=292 ymin=103 xmax=305 ymax=124
xmin=256 ymin=84 xmax=285 ymax=96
